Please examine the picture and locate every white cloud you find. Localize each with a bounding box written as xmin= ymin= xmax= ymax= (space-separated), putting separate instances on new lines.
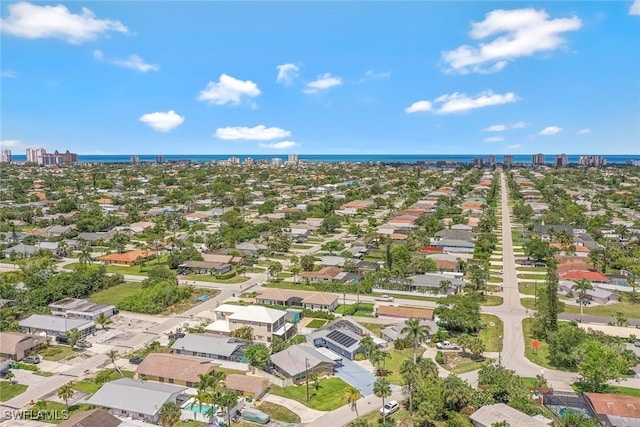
xmin=506 ymin=143 xmax=522 ymax=150
xmin=577 ymin=128 xmax=591 ymax=134
xmin=442 ymin=8 xmax=581 ymax=74
xmin=0 ymin=139 xmax=30 ymax=149
xmin=139 ymin=110 xmax=184 ymax=132
xmin=93 ymin=50 xmax=158 ymax=72
xmin=303 ymin=73 xmax=342 ymax=94
xmin=276 ymin=63 xmax=299 ymax=85
xmin=1 ymin=70 xmax=16 ymax=78
xmin=215 ymin=125 xmax=292 ymax=141
xmin=198 ymin=74 xmax=261 ymax=105
xmin=539 ymin=126 xmax=562 ymax=135
xmin=258 ymin=141 xmax=299 ymax=149
xmin=0 ymin=2 xmax=129 ymax=44
xmin=359 ymin=70 xmax=391 ymax=82
xmin=483 ymin=121 xmax=526 ymax=132
xmin=434 ymin=91 xmax=518 ymax=114
xmin=631 ymin=0 xmax=640 ymax=15
xmin=405 ymin=100 xmax=433 ymax=114
xmin=484 ymin=136 xmax=505 ymax=142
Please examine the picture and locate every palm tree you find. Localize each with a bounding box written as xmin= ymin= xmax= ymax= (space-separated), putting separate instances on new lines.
xmin=457 ymin=334 xmax=471 ymax=356
xmin=79 ymin=249 xmax=92 ymax=265
xmin=344 ymin=386 xmax=362 ymax=416
xmin=573 ymin=279 xmax=593 ymax=321
xmin=57 ymin=383 xmax=74 ymax=410
xmin=371 ymin=349 xmax=391 ymax=376
xmin=96 ymin=313 xmax=112 ymax=330
xmin=401 ymin=317 xmax=430 ymax=363
xmin=400 ymin=359 xmax=418 ymax=412
xmin=67 ymin=328 xmax=81 ymax=350
xmin=360 ymin=336 xmax=376 ymax=360
xmin=5 ymin=371 xmax=15 ymax=385
xmin=158 ymin=402 xmax=181 ymax=427
xmin=106 ymin=350 xmax=123 ymax=377
xmin=32 ymin=400 xmax=47 ymax=412
xmin=218 ymin=391 xmax=239 ymax=427
xmin=441 ymin=375 xmax=471 ymax=411
xmin=190 ymin=388 xmax=211 ymax=419
xmin=555 ymin=409 xmax=599 ymax=427
xmin=416 ymin=357 xmax=439 ymax=380
xmin=373 ymin=377 xmax=392 ymax=423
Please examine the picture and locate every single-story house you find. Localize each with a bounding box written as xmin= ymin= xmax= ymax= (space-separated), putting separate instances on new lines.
xmin=1 ymin=244 xmax=39 ymax=258
xmin=470 ymin=403 xmax=552 ymax=427
xmin=100 ymin=250 xmax=156 ymax=266
xmin=58 ymin=409 xmax=123 ymax=427
xmin=224 ymin=374 xmax=269 ymax=400
xmin=255 ymin=289 xmax=340 ymax=312
xmin=377 ymin=306 xmax=435 ymax=321
xmin=178 ymin=260 xmax=232 ymax=275
xmin=202 ymin=253 xmax=244 ymax=265
xmin=87 ymin=378 xmax=187 ymax=422
xmin=584 ymin=392 xmax=640 ymax=427
xmin=309 ymin=328 xmax=365 ymax=360
xmin=270 ymin=344 xmax=336 ymax=384
xmin=432 ymin=239 xmax=475 ymax=252
xmin=0 ymin=332 xmax=44 ymax=361
xmin=49 ymin=298 xmax=118 ymax=321
xmin=434 ymin=229 xmax=475 ymax=242
xmin=560 ymin=271 xmax=611 ymax=284
xmin=135 ymin=353 xmax=217 ymax=387
xmin=407 ymin=274 xmax=465 ymax=294
xmin=172 ymin=334 xmax=248 ymax=362
xmin=19 ymin=314 xmax=95 ymax=338
xmin=380 ymin=320 xmax=437 ymax=343
xmin=300 ymin=266 xmax=343 ymax=283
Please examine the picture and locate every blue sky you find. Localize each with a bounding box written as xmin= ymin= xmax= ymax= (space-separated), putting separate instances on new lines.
xmin=1 ymin=1 xmax=639 ymax=155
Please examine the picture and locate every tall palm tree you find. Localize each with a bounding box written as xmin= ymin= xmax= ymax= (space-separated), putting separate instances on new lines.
xmin=360 ymin=336 xmax=376 ymax=360
xmin=79 ymin=249 xmax=92 ymax=265
xmin=399 ymin=359 xmax=418 ymax=412
xmin=96 ymin=313 xmax=112 ymax=330
xmin=57 ymin=383 xmax=74 ymax=411
xmin=344 ymin=386 xmax=362 ymax=416
xmin=158 ymin=402 xmax=181 ymax=427
xmin=401 ymin=317 xmax=430 ymax=363
xmin=106 ymin=350 xmax=123 ymax=377
xmin=573 ymin=279 xmax=593 ymax=321
xmin=441 ymin=375 xmax=471 ymax=411
xmin=416 ymin=357 xmax=439 ymax=379
xmin=373 ymin=377 xmax=392 ymax=423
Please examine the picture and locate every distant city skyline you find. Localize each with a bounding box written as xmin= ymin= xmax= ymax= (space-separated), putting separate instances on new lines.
xmin=1 ymin=1 xmax=639 ymax=155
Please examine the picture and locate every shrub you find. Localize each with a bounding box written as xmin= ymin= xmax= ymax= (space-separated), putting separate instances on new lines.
xmin=302 ymin=308 xmax=335 ymax=320
xmin=16 ymin=363 xmax=38 ymax=371
xmin=435 ymin=351 xmax=445 ymax=365
xmin=394 ymin=338 xmax=411 ymax=350
xmin=354 ymin=353 xmax=366 ymax=361
xmin=215 ymin=270 xmax=237 ymax=280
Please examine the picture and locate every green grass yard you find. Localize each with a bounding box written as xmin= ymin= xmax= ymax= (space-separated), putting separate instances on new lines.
xmin=39 ymin=345 xmax=78 ymax=362
xmin=257 ymin=402 xmax=301 ymax=423
xmin=306 ymin=319 xmax=327 ymax=328
xmin=480 ymin=314 xmax=504 ymax=352
xmin=0 ymin=381 xmax=27 ymax=401
xmin=89 ymin=282 xmax=142 ymax=305
xmin=522 ymin=318 xmax=553 ymax=369
xmin=269 ymin=377 xmax=351 ymax=411
xmin=384 ymin=348 xmax=415 ymax=385
xmin=182 ymin=274 xmax=248 ymax=284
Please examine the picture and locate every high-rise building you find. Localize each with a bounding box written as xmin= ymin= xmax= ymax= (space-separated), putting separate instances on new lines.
xmin=243 ymin=157 xmax=254 ymax=165
xmin=287 ymin=153 xmax=298 ymax=164
xmin=579 ymin=156 xmax=607 ymax=167
xmin=472 ymin=158 xmax=484 ymax=167
xmin=555 ymin=153 xmax=568 ymax=167
xmin=228 ymin=156 xmax=240 ymax=165
xmin=0 ymin=149 xmax=11 ymax=163
xmin=503 ymin=155 xmax=514 ymax=166
xmin=26 ymin=147 xmax=45 ymax=164
xmin=486 ymin=155 xmax=497 ymax=165
xmin=272 ymin=157 xmax=283 ymax=166
xmin=155 ymin=155 xmax=165 ymax=164
xmin=532 ymin=153 xmax=546 ymax=166
xmin=41 ymin=150 xmax=78 ymax=165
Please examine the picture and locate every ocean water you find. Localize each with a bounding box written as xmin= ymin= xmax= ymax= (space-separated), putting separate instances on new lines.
xmin=8 ymin=154 xmax=639 ymax=164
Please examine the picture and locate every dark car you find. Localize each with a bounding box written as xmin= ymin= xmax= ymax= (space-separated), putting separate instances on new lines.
xmin=169 ymin=333 xmax=185 ymax=339
xmin=129 ymin=356 xmax=144 ymax=365
xmin=56 ymin=336 xmax=70 ymax=345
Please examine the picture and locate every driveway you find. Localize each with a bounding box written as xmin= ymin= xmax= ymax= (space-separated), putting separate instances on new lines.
xmin=334 ymin=357 xmax=376 ymax=395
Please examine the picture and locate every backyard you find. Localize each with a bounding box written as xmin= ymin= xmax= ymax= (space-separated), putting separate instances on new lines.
xmin=306 ymin=319 xmax=327 ymax=329
xmin=269 ymin=377 xmax=350 ymax=411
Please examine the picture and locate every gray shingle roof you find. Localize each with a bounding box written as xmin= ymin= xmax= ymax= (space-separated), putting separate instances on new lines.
xmin=87 ymin=378 xmax=186 ymax=416
xmin=270 ymin=344 xmax=335 ymax=377
xmin=171 ymin=334 xmax=245 ymax=358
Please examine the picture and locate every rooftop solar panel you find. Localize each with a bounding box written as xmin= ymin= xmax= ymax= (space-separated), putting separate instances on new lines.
xmin=327 ymin=329 xmax=357 ymax=348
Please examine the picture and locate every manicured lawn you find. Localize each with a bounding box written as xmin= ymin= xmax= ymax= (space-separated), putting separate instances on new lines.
xmin=72 ymin=369 xmax=135 ymax=394
xmin=264 ymin=281 xmax=321 ymax=292
xmin=277 ymin=272 xmax=293 ymax=278
xmin=573 ymin=382 xmax=640 ymax=397
xmin=573 ymin=301 xmax=640 ymax=320
xmin=480 ymin=314 xmax=503 ymax=352
xmin=517 ymin=273 xmax=548 ymax=280
xmin=177 ymin=421 xmax=206 ymax=427
xmin=248 ymin=267 xmax=265 ymax=273
xmin=384 ymin=348 xmax=414 ymax=385
xmin=269 ymin=377 xmax=351 ymax=411
xmin=182 ymin=274 xmax=248 ymax=284
xmin=488 ymin=276 xmax=502 ymax=283
xmin=257 ymin=402 xmax=301 ymax=423
xmin=378 ymin=292 xmax=441 ymax=302
xmin=0 ymin=381 xmax=27 ymax=401
xmin=307 ymin=319 xmax=327 ymax=328
xmin=40 ymin=345 xmax=78 ymax=362
xmin=522 ymin=318 xmax=553 ymax=369
xmin=449 ymin=357 xmax=493 ymax=374
xmin=482 ymin=295 xmax=504 ymax=306
xmin=518 ymin=282 xmax=542 ymax=296
xmin=517 ymin=266 xmax=547 ymax=272
xmin=89 ymin=282 xmax=142 ymax=305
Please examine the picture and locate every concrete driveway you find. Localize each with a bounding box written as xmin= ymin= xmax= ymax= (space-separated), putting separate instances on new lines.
xmin=334 ymin=357 xmax=376 ymax=395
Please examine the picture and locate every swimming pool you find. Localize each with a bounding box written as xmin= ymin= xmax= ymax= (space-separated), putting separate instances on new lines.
xmin=183 ymin=400 xmax=220 ymax=415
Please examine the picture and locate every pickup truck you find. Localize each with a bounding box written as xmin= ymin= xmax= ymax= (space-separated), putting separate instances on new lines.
xmin=375 ymin=295 xmax=394 ymax=302
xmin=436 ymin=340 xmax=460 ymax=350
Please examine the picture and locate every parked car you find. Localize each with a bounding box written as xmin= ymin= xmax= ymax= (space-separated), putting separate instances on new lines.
xmin=76 ymin=340 xmax=92 ymax=349
xmin=129 ymin=356 xmax=144 ymax=365
xmin=375 ymin=295 xmax=394 ymax=302
xmin=436 ymin=340 xmax=460 ymax=350
xmin=56 ymin=336 xmax=70 ymax=345
xmin=633 ymin=342 xmax=640 ymax=348
xmin=23 ymin=355 xmax=41 ymax=364
xmin=380 ymin=400 xmax=400 ymax=416
xmin=576 ymin=298 xmax=591 ymax=305
xmin=168 ymin=333 xmax=185 ymax=339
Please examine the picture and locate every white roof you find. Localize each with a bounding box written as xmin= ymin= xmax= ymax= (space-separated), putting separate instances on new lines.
xmin=228 ymin=305 xmax=285 ymax=324
xmin=205 ymin=319 xmax=231 ymax=333
xmin=215 ymin=304 xmax=244 ymax=316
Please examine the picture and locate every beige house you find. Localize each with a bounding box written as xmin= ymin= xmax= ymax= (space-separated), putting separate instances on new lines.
xmin=212 ymin=305 xmax=295 ymax=342
xmin=0 ymin=332 xmax=44 ymax=361
xmin=256 ymin=289 xmax=339 ymax=312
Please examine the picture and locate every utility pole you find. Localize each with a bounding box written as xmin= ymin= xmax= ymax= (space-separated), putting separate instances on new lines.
xmin=305 ymin=358 xmax=310 ymax=402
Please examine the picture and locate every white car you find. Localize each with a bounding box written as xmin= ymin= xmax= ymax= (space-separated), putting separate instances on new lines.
xmin=380 ymin=400 xmax=400 ymax=416
xmin=436 ymin=340 xmax=460 ymax=350
xmin=375 ymin=295 xmax=394 ymax=302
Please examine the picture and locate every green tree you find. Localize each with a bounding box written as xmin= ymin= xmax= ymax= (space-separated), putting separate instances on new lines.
xmin=300 ymin=255 xmax=315 ymax=272
xmin=32 ymin=400 xmax=47 ymax=412
xmin=554 ymin=409 xmax=600 ymax=427
xmin=106 ymin=350 xmax=123 ymax=377
xmin=268 ymin=262 xmax=283 ymax=281
xmin=158 ymin=402 xmax=181 ymax=427
xmin=320 ymin=215 xmax=341 ymax=234
xmin=468 ymin=336 xmax=485 ymax=360
xmin=67 ymin=328 xmax=81 ymax=350
xmin=401 ymin=317 xmax=430 ymax=363
xmin=245 ymin=344 xmax=270 ymax=369
xmin=441 ymin=375 xmax=472 ymax=411
xmin=345 ymin=385 xmax=362 ymax=416
xmin=218 ymin=391 xmax=239 ymax=427
xmin=79 ymin=250 xmax=92 ymax=265
xmin=321 ymin=240 xmax=345 ymax=254
xmin=435 ymin=294 xmax=481 ymax=333
xmin=400 ymin=359 xmax=419 ymax=412
xmin=230 ymin=325 xmax=253 ymax=340
xmin=96 ymin=313 xmax=112 ymax=330
xmin=270 ymin=336 xmax=289 ymax=354
xmin=360 ymin=336 xmax=376 ymax=360
xmin=577 ymin=340 xmax=633 ymax=392
xmin=5 ymin=370 xmax=15 ymax=385
xmin=57 ymin=383 xmax=74 ymax=410
xmin=573 ymin=279 xmax=593 ymax=321
xmin=373 ymin=377 xmax=392 ymax=423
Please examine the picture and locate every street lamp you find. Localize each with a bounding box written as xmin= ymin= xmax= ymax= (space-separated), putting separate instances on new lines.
xmin=498 ymin=335 xmax=503 ymax=366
